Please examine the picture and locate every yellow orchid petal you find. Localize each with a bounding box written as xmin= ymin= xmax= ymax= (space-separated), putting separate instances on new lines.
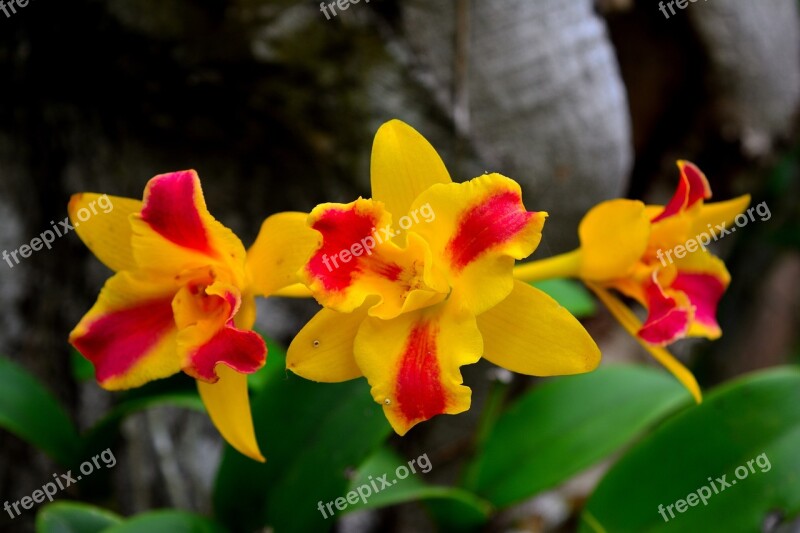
xmin=287 ymin=306 xmax=366 ymax=382
xmin=647 ymin=210 xmax=694 ymax=255
xmin=235 ymin=292 xmax=258 ymax=330
xmin=587 ymin=282 xmax=702 ymax=403
xmin=246 ymin=212 xmax=321 ymax=297
xmin=69 ymin=271 xmax=181 ymax=390
xmin=130 ymin=170 xmax=248 ymax=286
xmin=578 ymin=199 xmax=650 ymax=281
xmin=477 ymin=280 xmax=600 ymax=376
xmin=370 ymin=120 xmax=452 ymax=232
xmin=68 ymin=193 xmax=142 ymax=272
xmin=197 ymin=365 xmax=265 ymax=462
xmin=271 ymin=283 xmax=313 ymax=298
xmin=691 ymin=194 xmax=752 ymax=237
xmin=410 ymin=173 xmax=546 ymax=315
xmin=302 ymin=199 xmax=448 ymax=319
xmin=354 ymin=303 xmax=483 ymax=435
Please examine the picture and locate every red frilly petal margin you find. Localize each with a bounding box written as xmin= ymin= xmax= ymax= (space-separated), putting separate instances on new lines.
xmin=638 ymin=274 xmax=691 ymax=345
xmin=652 ymin=161 xmax=712 ymax=223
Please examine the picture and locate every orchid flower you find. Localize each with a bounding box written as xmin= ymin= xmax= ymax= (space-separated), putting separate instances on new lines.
xmin=515 ymin=161 xmax=751 ymax=402
xmin=286 ymin=120 xmax=600 ymax=435
xmin=69 ymin=170 xmax=317 ymax=461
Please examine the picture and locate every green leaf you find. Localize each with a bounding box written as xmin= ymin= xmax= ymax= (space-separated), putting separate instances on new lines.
xmin=343 ymin=447 xmax=492 ymax=531
xmin=104 ymin=510 xmax=225 ymax=533
xmin=0 ymin=357 xmax=82 ymax=466
xmin=36 ymin=501 xmax=122 ymax=533
xmin=466 ymin=365 xmax=692 ymax=507
xmin=531 ymin=279 xmax=596 ymax=318
xmin=70 ymin=349 xmax=96 ymax=383
xmin=247 ymin=336 xmax=287 ymax=391
xmin=580 ymin=367 xmax=800 ymax=533
xmin=213 ymin=352 xmax=392 ymax=533
xmin=36 ymin=504 xmax=224 ymax=533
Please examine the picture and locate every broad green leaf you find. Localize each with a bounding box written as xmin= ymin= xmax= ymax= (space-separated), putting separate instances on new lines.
xmin=466 ymin=365 xmax=691 ymax=507
xmin=0 ymin=357 xmax=82 ymax=466
xmin=580 ymin=367 xmax=800 ymax=533
xmin=213 ymin=352 xmax=392 ymax=533
xmin=104 ymin=510 xmax=225 ymax=533
xmin=36 ymin=504 xmax=224 ymax=533
xmin=531 ymin=279 xmax=596 ymax=318
xmin=343 ymin=447 xmax=492 ymax=531
xmin=36 ymin=501 xmax=122 ymax=533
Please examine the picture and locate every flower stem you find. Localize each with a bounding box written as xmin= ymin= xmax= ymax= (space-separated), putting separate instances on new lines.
xmin=513 ymin=249 xmax=582 ymax=283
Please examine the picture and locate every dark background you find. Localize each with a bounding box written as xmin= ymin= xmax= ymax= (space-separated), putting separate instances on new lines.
xmin=1 ymin=0 xmax=798 ymax=531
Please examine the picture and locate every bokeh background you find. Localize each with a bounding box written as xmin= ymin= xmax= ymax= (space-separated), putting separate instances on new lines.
xmin=1 ymin=0 xmax=798 ymax=532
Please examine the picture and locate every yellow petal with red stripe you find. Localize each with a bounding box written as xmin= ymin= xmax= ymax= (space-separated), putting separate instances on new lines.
xmin=246 ymin=212 xmax=321 ymax=297
xmin=672 ymin=249 xmax=730 ymax=340
xmin=69 ymin=193 xmax=142 ymax=273
xmin=410 ymin=173 xmax=546 ymax=315
xmin=302 ymin=199 xmax=448 ymax=319
xmin=477 ymin=280 xmax=600 ymax=376
xmin=287 ymin=306 xmax=367 ymax=382
xmin=354 ymin=303 xmax=483 ymax=435
xmin=69 ymin=271 xmax=180 ymax=390
xmin=370 ymin=120 xmax=452 ymax=239
xmin=130 ymin=170 xmax=248 ymax=287
xmin=197 ymin=365 xmax=265 ymax=462
xmin=578 ymin=199 xmax=650 ymax=281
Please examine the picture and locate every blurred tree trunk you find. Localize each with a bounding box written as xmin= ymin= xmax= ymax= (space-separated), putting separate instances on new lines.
xmin=689 ymin=0 xmax=800 ymax=157
xmin=400 ymin=0 xmax=633 ymax=251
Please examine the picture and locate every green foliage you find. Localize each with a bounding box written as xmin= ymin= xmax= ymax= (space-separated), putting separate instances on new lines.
xmin=581 ymin=367 xmax=800 ymax=532
xmin=344 ymin=446 xmax=492 ymax=531
xmin=246 ymin=336 xmax=287 ymax=391
xmin=0 ymin=357 xmax=82 ymax=466
xmin=213 ymin=351 xmax=392 ymax=533
xmin=465 ymin=365 xmax=692 ymax=507
xmin=102 ymin=510 xmax=225 ymax=533
xmin=531 ymin=279 xmax=597 ymax=318
xmin=36 ymin=502 xmax=122 ymax=533
xmin=36 ymin=502 xmax=224 ymax=533
xmin=70 ymin=349 xmax=96 ymax=383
